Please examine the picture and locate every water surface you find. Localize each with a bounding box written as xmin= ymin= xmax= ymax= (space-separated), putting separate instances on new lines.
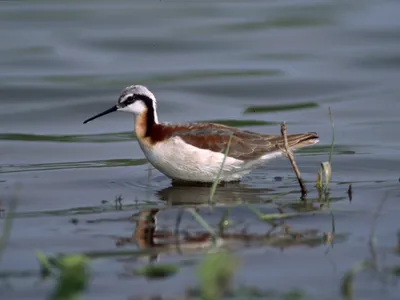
xmin=1 ymin=1 xmax=400 ymax=299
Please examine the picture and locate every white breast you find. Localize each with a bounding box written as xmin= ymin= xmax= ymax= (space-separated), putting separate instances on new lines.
xmin=138 ymin=137 xmax=247 ymax=182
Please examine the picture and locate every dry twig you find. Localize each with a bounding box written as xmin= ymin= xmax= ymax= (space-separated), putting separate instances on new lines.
xmin=280 ymin=122 xmax=308 ymax=200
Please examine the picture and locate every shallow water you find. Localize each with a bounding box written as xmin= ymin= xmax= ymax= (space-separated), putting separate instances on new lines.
xmin=1 ymin=1 xmax=400 ymax=299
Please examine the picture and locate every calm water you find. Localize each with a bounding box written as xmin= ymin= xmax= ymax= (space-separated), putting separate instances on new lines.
xmin=1 ymin=1 xmax=400 ymax=299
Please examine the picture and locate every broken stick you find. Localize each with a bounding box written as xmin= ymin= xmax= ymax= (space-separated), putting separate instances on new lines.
xmin=280 ymin=122 xmax=308 ymax=199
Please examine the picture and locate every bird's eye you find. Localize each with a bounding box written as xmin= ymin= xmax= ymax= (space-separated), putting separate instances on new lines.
xmin=120 ymin=95 xmax=135 ymax=106
xmin=125 ymin=96 xmax=134 ymax=103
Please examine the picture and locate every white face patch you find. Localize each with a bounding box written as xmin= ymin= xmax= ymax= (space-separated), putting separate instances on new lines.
xmin=116 ymin=87 xmax=159 ymax=123
xmin=118 ymin=100 xmax=147 ymax=114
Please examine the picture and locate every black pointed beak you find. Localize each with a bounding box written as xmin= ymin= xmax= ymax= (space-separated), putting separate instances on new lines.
xmin=83 ymin=105 xmax=118 ymax=124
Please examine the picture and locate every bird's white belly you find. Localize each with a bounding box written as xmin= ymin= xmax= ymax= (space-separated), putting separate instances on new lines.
xmin=138 ymin=137 xmax=248 ymax=182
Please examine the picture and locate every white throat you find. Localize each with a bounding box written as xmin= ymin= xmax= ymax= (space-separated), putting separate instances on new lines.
xmin=153 ymin=103 xmax=159 ymax=124
xmin=120 ymin=100 xmax=159 ymax=124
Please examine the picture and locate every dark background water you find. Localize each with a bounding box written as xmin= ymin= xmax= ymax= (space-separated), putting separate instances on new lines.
xmin=1 ymin=1 xmax=400 ymax=299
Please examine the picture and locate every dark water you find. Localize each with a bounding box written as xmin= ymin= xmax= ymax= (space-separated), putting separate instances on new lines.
xmin=1 ymin=1 xmax=400 ymax=299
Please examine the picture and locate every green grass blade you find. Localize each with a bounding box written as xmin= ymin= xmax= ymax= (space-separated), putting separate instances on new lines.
xmin=209 ymin=134 xmax=233 ymax=204
xmin=186 ymin=208 xmax=218 ymax=247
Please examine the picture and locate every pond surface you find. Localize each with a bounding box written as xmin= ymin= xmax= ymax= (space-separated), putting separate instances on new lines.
xmin=1 ymin=1 xmax=400 ymax=299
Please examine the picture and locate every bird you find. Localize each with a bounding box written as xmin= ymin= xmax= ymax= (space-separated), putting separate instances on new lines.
xmin=83 ymin=85 xmax=319 ymax=184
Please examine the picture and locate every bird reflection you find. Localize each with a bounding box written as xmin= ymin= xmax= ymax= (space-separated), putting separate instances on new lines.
xmin=156 ymin=181 xmax=274 ymax=205
xmin=113 ymin=179 xmax=345 ymax=263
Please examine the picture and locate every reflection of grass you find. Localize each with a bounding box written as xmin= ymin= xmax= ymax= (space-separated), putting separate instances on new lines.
xmin=220 ymin=15 xmax=331 ymax=32
xmin=1 ymin=158 xmax=147 ymax=174
xmin=9 ymin=202 xmax=159 ymax=219
xmin=0 ymin=132 xmax=135 ymax=143
xmin=42 ymin=69 xmax=282 ymax=86
xmin=297 ymin=144 xmax=355 ymax=156
xmin=145 ymin=69 xmax=282 ymax=84
xmin=201 ymin=119 xmax=280 ymax=127
xmin=0 ymin=120 xmax=276 ymax=144
xmin=244 ymin=102 xmax=317 ymax=114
